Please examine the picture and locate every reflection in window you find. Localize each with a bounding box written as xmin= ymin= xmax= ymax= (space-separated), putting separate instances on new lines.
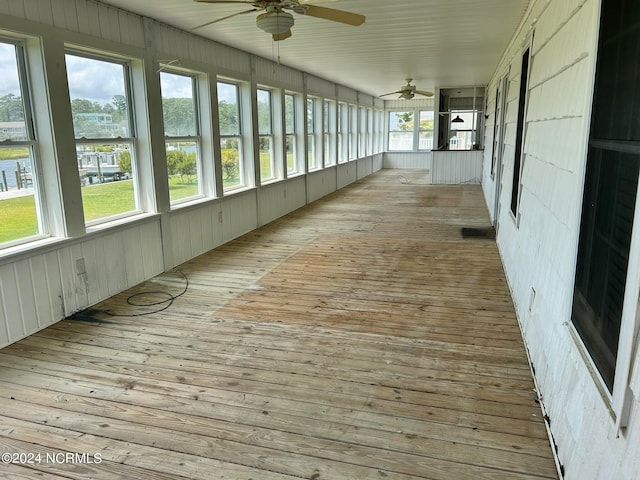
xmin=218 ymin=81 xmax=243 ymax=190
xmin=0 ymin=39 xmax=41 ymax=246
xmin=160 ymin=70 xmax=201 ymax=204
xmin=66 ymin=52 xmax=138 ymax=224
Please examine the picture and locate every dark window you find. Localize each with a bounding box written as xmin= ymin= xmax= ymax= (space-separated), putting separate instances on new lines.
xmin=572 ymin=0 xmax=640 ymax=392
xmin=510 ymin=48 xmax=530 ymax=216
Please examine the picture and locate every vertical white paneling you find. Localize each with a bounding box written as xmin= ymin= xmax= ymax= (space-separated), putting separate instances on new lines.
xmin=85 ymin=1 xmax=101 ymax=39
xmin=383 ymin=152 xmax=432 ymax=170
xmin=26 ymin=255 xmax=49 ymax=329
xmin=0 ymin=1 xmax=11 ymax=16
xmin=56 ymin=246 xmax=77 ymax=315
xmin=70 ymin=243 xmax=88 ymax=308
xmin=63 ymin=0 xmax=79 ymax=31
xmin=43 ymin=250 xmax=64 ymax=326
xmin=75 ymin=0 xmax=91 ymax=35
xmin=140 ymin=221 xmax=164 ymax=277
xmin=122 ymin=226 xmax=145 ymax=287
xmin=337 ymin=163 xmax=357 ymax=189
xmin=307 ymin=168 xmax=337 ymax=203
xmin=51 ymin=0 xmax=68 ymax=29
xmin=356 ymin=157 xmax=373 ymax=180
xmin=432 ymin=150 xmax=483 ymax=184
xmin=101 ymin=232 xmax=127 ymax=297
xmin=22 ymin=0 xmax=41 ymax=22
xmin=0 ymin=284 xmax=9 ymax=346
xmin=7 ymin=0 xmax=25 ymax=18
xmin=0 ymin=263 xmax=24 ymax=342
xmin=13 ymin=259 xmax=38 ymax=335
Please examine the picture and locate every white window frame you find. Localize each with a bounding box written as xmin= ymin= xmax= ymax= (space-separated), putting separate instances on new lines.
xmin=66 ymin=49 xmax=142 ymax=226
xmin=160 ymin=68 xmax=204 ymax=206
xmin=0 ymin=37 xmax=47 ymax=248
xmin=217 ymin=79 xmax=246 ymax=192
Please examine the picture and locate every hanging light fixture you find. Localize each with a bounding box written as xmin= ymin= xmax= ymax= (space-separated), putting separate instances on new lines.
xmin=256 ymin=10 xmax=294 ymax=35
xmin=452 ymin=115 xmax=464 ymax=123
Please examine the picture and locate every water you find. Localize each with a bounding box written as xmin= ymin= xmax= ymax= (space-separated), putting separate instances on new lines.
xmin=0 ymin=158 xmax=31 ymax=189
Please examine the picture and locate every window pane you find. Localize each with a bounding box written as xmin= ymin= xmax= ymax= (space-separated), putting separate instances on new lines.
xmin=0 ymin=148 xmax=38 ymax=243
xmin=260 ymin=137 xmax=273 ymax=181
xmin=257 ymin=89 xmax=271 ymax=135
xmin=0 ymin=41 xmax=40 ymax=245
xmin=160 ymin=72 xmax=196 ymax=136
xmin=77 ymin=144 xmax=136 ymax=223
xmin=221 ymin=137 xmax=241 ymax=189
xmin=66 ymin=54 xmax=131 ymax=139
xmin=285 ymin=94 xmax=297 ymax=174
xmin=285 ymin=94 xmax=295 ymax=134
xmin=166 ymin=142 xmax=199 ymax=202
xmin=161 ymin=72 xmax=200 ymax=203
xmin=419 ymin=110 xmax=434 ymax=150
xmin=218 ymin=82 xmax=240 ymax=136
xmin=388 ymin=111 xmax=414 ymax=151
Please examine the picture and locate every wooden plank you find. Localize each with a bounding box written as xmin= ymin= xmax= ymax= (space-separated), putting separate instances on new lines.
xmin=0 ymin=170 xmax=556 ymax=479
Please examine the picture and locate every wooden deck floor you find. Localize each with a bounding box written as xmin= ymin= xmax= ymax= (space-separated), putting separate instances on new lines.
xmin=0 ymin=170 xmax=557 ymax=479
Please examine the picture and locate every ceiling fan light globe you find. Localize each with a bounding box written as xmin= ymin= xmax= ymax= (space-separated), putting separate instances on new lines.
xmin=256 ymin=11 xmax=294 ymax=34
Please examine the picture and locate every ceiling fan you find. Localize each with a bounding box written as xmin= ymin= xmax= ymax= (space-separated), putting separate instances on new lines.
xmin=193 ymin=0 xmax=366 ymax=41
xmin=380 ymin=78 xmax=434 ymax=100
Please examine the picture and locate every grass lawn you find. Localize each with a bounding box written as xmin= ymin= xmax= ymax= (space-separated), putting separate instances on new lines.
xmin=82 ymin=180 xmax=136 ymax=222
xmin=0 ymin=194 xmax=38 ymax=243
xmin=169 ymin=176 xmax=199 ymax=202
xmin=0 ymin=148 xmax=30 ymax=160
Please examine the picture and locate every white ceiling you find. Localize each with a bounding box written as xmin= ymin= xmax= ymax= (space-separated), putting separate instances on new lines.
xmin=97 ymin=0 xmax=531 ymax=98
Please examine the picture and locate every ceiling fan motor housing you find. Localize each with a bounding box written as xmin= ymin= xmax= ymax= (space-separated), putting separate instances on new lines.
xmin=256 ymin=9 xmax=294 ymax=34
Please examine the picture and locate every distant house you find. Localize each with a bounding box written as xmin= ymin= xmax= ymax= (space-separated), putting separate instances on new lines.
xmin=0 ymin=121 xmax=27 ymax=141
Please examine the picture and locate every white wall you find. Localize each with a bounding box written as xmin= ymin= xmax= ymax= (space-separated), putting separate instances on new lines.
xmin=0 ymin=0 xmax=381 ymax=349
xmin=482 ymin=0 xmax=640 ymax=478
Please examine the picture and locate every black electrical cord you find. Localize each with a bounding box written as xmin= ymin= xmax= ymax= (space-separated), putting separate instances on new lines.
xmin=103 ymin=269 xmax=189 ymax=317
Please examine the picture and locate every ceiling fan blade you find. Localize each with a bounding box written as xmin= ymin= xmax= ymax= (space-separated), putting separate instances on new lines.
xmin=301 ymin=5 xmax=365 ymax=26
xmin=273 ymin=29 xmax=292 ymax=41
xmin=379 ymin=90 xmax=402 ymax=97
xmin=415 ymin=90 xmax=434 ymax=97
xmin=192 ymin=8 xmax=257 ymax=30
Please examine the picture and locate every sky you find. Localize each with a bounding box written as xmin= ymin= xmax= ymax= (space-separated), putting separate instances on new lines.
xmin=0 ymin=42 xmax=21 ymax=97
xmin=0 ymin=39 xmax=236 ymax=107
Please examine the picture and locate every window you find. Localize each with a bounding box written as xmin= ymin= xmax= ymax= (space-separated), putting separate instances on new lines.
xmin=307 ymin=96 xmax=317 ymax=170
xmin=572 ymin=0 xmax=640 ymax=417
xmin=323 ymin=99 xmax=335 ymax=166
xmin=0 ymin=39 xmax=42 ymax=246
xmin=367 ymin=108 xmax=373 ymax=155
xmin=510 ymin=50 xmax=530 ymax=216
xmin=359 ymin=106 xmax=367 ymax=157
xmin=388 ymin=111 xmax=414 ymax=151
xmin=218 ymin=81 xmax=243 ymax=190
xmin=418 ymin=110 xmax=434 ymax=150
xmin=257 ymin=87 xmax=275 ymax=181
xmin=66 ymin=52 xmax=138 ymax=225
xmin=285 ymin=93 xmax=298 ymax=175
xmin=349 ymin=104 xmax=357 ymax=160
xmin=338 ymin=102 xmax=348 ymax=163
xmin=374 ymin=109 xmax=384 ymax=153
xmin=160 ymin=70 xmax=201 ymax=204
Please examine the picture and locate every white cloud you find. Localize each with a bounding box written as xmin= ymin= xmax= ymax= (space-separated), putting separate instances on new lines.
xmin=65 ymin=54 xmax=127 ymax=105
xmin=0 ymin=42 xmax=22 ymax=97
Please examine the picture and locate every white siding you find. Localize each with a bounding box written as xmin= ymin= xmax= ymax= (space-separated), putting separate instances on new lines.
xmin=483 ymin=0 xmax=640 ymax=478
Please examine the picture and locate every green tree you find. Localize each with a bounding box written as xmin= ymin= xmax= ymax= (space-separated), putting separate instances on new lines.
xmin=218 ymin=100 xmax=239 ymax=135
xmin=395 ymin=111 xmax=414 ymax=131
xmin=0 ymin=93 xmax=24 ymax=122
xmin=221 ymin=149 xmax=239 ymax=181
xmin=162 ymin=97 xmax=195 ymax=136
xmin=118 ymin=150 xmax=132 ymax=174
